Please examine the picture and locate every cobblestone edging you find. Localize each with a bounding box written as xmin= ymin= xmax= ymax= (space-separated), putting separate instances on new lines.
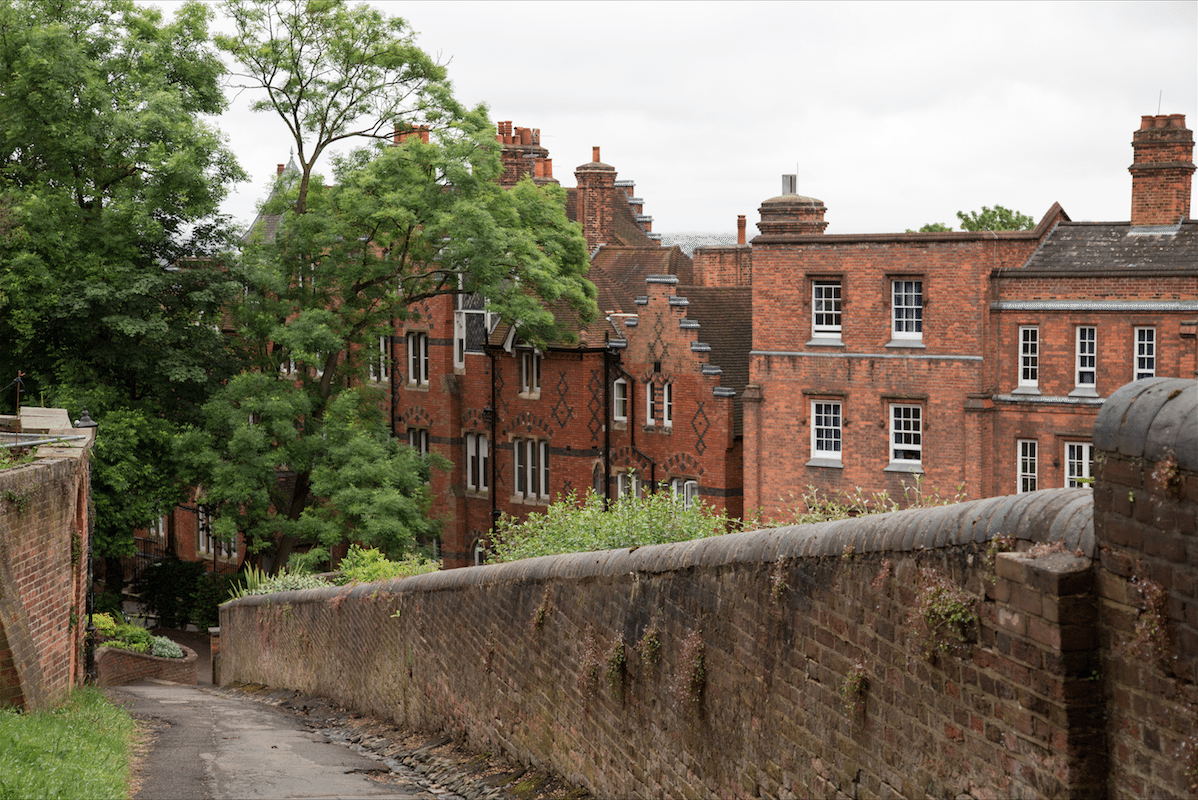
xmin=214 ymin=683 xmax=588 ymax=800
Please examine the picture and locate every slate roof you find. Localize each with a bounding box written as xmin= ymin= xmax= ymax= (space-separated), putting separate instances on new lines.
xmin=676 ymin=285 xmax=752 ymax=435
xmin=1007 ymin=221 xmax=1198 ymax=276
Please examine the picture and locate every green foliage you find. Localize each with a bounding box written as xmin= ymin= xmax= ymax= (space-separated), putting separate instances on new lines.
xmin=638 ymin=628 xmax=661 ymax=669
xmin=910 ymin=568 xmax=978 ymax=662
xmin=956 ymin=205 xmax=1035 ymax=231
xmin=841 ymin=660 xmax=868 ymax=714
xmin=335 ymin=544 xmax=440 ymax=585
xmin=133 ymin=557 xmax=236 ymax=629
xmin=0 ymin=688 xmax=136 ymax=799
xmin=605 ymin=637 xmax=627 ymax=699
xmin=490 ymin=489 xmax=732 ymax=563
xmin=0 ymin=0 xmax=247 ymax=562
xmin=99 ymin=623 xmax=153 ymax=654
xmin=671 ymin=630 xmax=706 ymax=714
xmin=747 ymin=476 xmax=966 ymax=530
xmin=0 ymin=448 xmax=33 ymax=471
xmin=906 ymin=222 xmax=954 ymax=233
xmin=92 ymin=613 xmax=118 ymax=639
xmin=150 ymin=636 xmax=185 ymax=659
xmin=229 ymin=569 xmax=332 ymax=598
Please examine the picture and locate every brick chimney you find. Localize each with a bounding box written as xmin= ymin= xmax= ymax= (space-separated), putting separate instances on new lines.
xmin=737 ymin=215 xmax=747 ymax=245
xmin=1130 ymin=114 xmax=1194 ymax=226
xmin=756 ymin=175 xmax=828 ymax=236
xmin=575 ymin=146 xmax=617 ymax=251
xmin=497 ymin=121 xmax=554 ymax=188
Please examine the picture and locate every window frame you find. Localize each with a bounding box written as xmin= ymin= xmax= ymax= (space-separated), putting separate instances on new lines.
xmin=406 ymin=332 xmax=429 ymax=386
xmin=513 ymin=437 xmax=549 ymax=501
xmin=811 ymin=280 xmax=842 ymax=339
xmin=1075 ymin=326 xmax=1096 ymax=389
xmin=890 ymin=279 xmax=924 ymax=342
xmin=520 ymin=350 xmax=541 ymax=396
xmin=1064 ymin=442 xmax=1094 ymax=488
xmin=369 ymin=335 xmax=390 ymax=382
xmin=810 ymin=400 xmax=843 ymax=462
xmin=1017 ymin=439 xmax=1037 ymax=493
xmin=1134 ymin=327 xmax=1156 ymax=380
xmin=889 ymin=404 xmax=923 ymax=467
xmin=670 ymin=477 xmax=700 ymax=509
xmin=645 ymin=382 xmax=657 ymax=427
xmin=407 ymin=427 xmax=430 ymax=456
xmin=617 ymin=471 xmax=641 ymax=500
xmin=613 ymin=378 xmax=628 ymax=423
xmin=662 ymin=382 xmax=673 ymax=428
xmin=466 ymin=432 xmax=489 ymax=492
xmin=1018 ymin=326 xmax=1039 ymax=389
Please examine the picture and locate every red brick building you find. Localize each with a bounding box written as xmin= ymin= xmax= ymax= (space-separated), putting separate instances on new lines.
xmin=742 ymin=114 xmax=1197 ymax=516
xmin=394 ymin=125 xmax=751 ymax=568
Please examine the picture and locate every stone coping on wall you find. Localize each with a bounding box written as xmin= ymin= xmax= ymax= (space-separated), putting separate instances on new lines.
xmin=1094 ymin=377 xmax=1197 ymax=471
xmin=225 ymin=486 xmax=1093 ymax=612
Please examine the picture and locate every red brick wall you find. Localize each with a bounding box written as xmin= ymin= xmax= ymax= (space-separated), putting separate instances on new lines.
xmin=0 ymin=455 xmax=90 ymax=710
xmin=95 ymin=644 xmax=198 ymax=687
xmin=1091 ymin=378 xmax=1197 ymax=798
xmin=1129 ymin=114 xmax=1194 ymax=226
xmin=220 ymin=488 xmax=1101 ymax=799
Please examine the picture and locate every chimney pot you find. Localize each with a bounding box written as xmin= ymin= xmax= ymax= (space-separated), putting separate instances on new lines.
xmin=737 ymin=215 xmax=747 ymax=245
xmin=593 ymin=146 xmax=601 ymax=163
xmin=545 ymin=158 xmax=553 ymax=178
xmin=277 ymin=164 xmax=285 ymax=176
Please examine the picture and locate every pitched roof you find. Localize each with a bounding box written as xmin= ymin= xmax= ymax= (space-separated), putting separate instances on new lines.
xmin=1007 ymin=221 xmax=1198 ymax=277
xmin=677 ymin=284 xmax=753 ymax=435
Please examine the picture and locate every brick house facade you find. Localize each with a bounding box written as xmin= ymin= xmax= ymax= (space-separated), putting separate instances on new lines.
xmin=393 ymin=125 xmax=751 ymax=568
xmin=742 ymin=113 xmax=1197 ymax=516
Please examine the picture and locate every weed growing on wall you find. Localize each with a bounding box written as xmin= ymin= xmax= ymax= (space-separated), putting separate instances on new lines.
xmin=871 ymin=559 xmax=893 ymax=592
xmin=1150 ymin=449 xmax=1181 ymax=498
xmin=909 ymin=567 xmax=977 ymax=662
xmin=530 ymin=587 xmax=551 ymax=634
xmin=578 ymin=625 xmax=602 ymax=699
xmin=637 ymin=627 xmax=661 ymax=669
xmin=841 ymin=660 xmax=868 ymax=714
xmin=1 ymin=486 xmax=33 ymax=512
xmin=745 ymin=475 xmax=966 ymax=529
xmin=670 ymin=630 xmax=705 ymax=714
xmin=1128 ymin=573 xmax=1173 ymax=672
xmin=605 ymin=636 xmax=627 ymax=700
xmin=983 ymin=534 xmax=1016 ymax=579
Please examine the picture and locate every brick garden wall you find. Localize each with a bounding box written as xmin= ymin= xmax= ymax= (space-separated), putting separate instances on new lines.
xmin=0 ymin=453 xmax=91 ymax=710
xmin=221 ymin=378 xmax=1195 ymax=799
xmin=95 ymin=644 xmax=198 ymax=688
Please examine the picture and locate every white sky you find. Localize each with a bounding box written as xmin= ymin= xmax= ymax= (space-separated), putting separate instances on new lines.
xmin=154 ymin=1 xmax=1197 ymax=236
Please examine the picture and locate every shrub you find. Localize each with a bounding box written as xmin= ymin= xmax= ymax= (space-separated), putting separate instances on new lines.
xmin=92 ymin=612 xmax=118 ymax=639
xmin=134 ymin=557 xmax=206 ymax=629
xmin=150 ymin=636 xmax=184 ymax=659
xmin=229 ymin=569 xmax=332 ymax=598
xmin=491 ymin=489 xmax=732 ymax=562
xmin=335 ymin=544 xmax=439 ymax=585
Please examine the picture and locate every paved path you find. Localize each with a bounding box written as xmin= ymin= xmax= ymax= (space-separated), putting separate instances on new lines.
xmin=108 ymin=680 xmax=439 ymax=800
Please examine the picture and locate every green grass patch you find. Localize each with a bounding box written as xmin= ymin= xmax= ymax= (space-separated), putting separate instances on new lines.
xmin=0 ymin=688 xmax=136 ymax=800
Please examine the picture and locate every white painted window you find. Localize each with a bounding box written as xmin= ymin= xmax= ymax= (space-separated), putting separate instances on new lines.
xmin=1134 ymin=327 xmax=1156 ymax=380
xmin=889 ymin=404 xmax=922 ymax=465
xmin=811 ymin=401 xmax=843 ymax=460
xmin=1065 ymin=442 xmax=1094 ymax=488
xmin=617 ymin=471 xmax=641 ymax=500
xmin=662 ymin=383 xmax=673 ymax=428
xmin=670 ymin=478 xmax=700 ymax=509
xmin=1017 ymin=440 xmax=1037 ymax=493
xmin=1075 ymin=326 xmax=1096 ymax=388
xmin=407 ymin=332 xmax=429 ymax=386
xmin=473 ymin=541 xmax=487 ymax=566
xmin=196 ymin=505 xmax=231 ymax=558
xmin=466 ymin=433 xmax=489 ymax=492
xmin=369 ymin=335 xmax=389 ymax=382
xmin=812 ymin=281 xmax=842 ymax=338
xmin=520 ymin=351 xmax=541 ymax=395
xmin=408 ymin=427 xmax=429 ymax=455
xmin=613 ymin=378 xmax=628 ymax=422
xmin=645 ymin=383 xmax=657 ymax=426
xmin=1019 ymin=327 xmax=1039 ymax=388
xmin=891 ymin=280 xmax=923 ymax=341
xmin=514 ymin=438 xmax=549 ymax=500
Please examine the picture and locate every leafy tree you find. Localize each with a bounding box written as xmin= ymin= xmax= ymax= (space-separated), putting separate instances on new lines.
xmin=906 ymin=222 xmax=954 ymax=233
xmin=193 ymin=1 xmax=598 ymax=571
xmin=956 ymin=205 xmax=1034 ymax=232
xmin=217 ymin=0 xmax=461 ymax=214
xmin=0 ymin=0 xmax=246 ymax=570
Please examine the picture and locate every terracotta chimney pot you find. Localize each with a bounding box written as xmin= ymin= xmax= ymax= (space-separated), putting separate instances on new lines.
xmin=277 ymin=164 xmax=285 ymax=176
xmin=593 ymin=146 xmax=600 ymax=163
xmin=737 ymin=215 xmax=746 ymax=245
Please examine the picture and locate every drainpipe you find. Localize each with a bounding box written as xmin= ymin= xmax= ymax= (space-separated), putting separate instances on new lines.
xmin=487 ymin=348 xmax=498 ymax=543
xmin=603 ymin=344 xmax=612 ymax=508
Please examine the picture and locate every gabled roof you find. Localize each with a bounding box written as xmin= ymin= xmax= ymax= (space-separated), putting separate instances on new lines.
xmin=1007 ymin=221 xmax=1198 ymax=277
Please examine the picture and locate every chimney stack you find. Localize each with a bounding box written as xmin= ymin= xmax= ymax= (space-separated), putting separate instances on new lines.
xmin=277 ymin=164 xmax=285 ymax=176
xmin=1130 ymin=114 xmax=1194 ymax=226
xmin=737 ymin=215 xmax=747 ymax=245
xmin=593 ymin=146 xmax=601 ymax=163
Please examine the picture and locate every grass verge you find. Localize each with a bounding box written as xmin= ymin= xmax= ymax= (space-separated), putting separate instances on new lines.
xmin=0 ymin=687 xmax=136 ymax=800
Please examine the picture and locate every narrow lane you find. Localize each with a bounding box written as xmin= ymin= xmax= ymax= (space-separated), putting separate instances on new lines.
xmin=108 ymin=680 xmax=437 ymax=800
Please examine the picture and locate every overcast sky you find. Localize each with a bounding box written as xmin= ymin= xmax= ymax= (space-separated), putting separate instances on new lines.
xmin=161 ymin=1 xmax=1197 ymax=237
